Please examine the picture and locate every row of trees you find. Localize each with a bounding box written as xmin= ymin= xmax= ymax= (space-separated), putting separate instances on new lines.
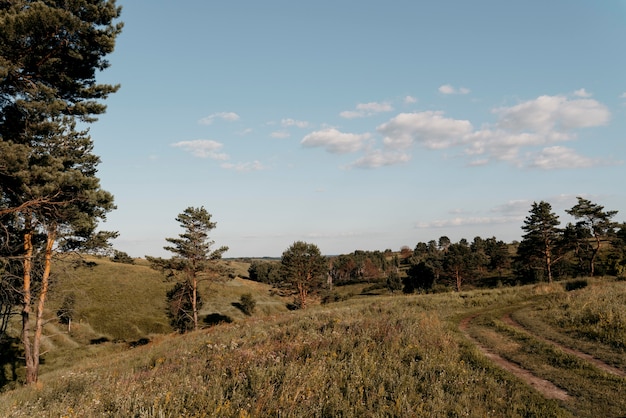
xmin=247 ymin=198 xmax=624 ymax=301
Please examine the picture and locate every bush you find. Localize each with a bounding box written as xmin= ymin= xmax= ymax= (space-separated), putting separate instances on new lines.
xmin=239 ymin=293 xmax=256 ymax=316
xmin=565 ymin=279 xmax=588 ymax=291
xmin=111 ymin=250 xmax=135 ymax=264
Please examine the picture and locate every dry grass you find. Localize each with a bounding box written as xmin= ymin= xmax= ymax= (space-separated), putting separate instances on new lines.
xmin=1 ymin=292 xmax=567 ymax=417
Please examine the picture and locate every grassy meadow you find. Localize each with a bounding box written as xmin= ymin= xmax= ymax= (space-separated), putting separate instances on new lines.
xmin=1 ymin=257 xmax=625 ymax=417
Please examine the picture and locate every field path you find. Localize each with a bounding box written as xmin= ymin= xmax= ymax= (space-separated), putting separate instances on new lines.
xmin=502 ymin=313 xmax=626 ymax=378
xmin=459 ymin=315 xmax=570 ymax=401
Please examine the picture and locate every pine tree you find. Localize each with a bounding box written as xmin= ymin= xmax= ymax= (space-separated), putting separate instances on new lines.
xmin=566 ymin=197 xmax=618 ymax=277
xmin=0 ymin=1 xmax=122 ymax=384
xmin=147 ymin=207 xmax=228 ymax=332
xmin=518 ymin=201 xmax=564 ymax=283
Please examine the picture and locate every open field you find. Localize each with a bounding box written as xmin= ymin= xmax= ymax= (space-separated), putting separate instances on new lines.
xmin=1 ymin=258 xmax=625 ymax=417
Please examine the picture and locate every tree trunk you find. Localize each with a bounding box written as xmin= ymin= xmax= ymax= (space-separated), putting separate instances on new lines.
xmin=590 ymin=235 xmax=601 ymax=277
xmin=22 ymin=227 xmax=56 ymax=384
xmin=297 ymin=282 xmax=307 ymax=309
xmin=545 ymin=241 xmax=553 ymax=283
xmin=192 ymin=275 xmax=198 ymax=331
xmin=455 ymin=268 xmax=461 ymax=292
xmin=21 ymin=222 xmax=56 ymax=385
xmin=21 ymin=221 xmax=35 ymax=384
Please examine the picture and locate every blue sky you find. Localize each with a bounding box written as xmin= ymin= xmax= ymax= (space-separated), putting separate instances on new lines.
xmin=90 ymin=0 xmax=626 ymax=258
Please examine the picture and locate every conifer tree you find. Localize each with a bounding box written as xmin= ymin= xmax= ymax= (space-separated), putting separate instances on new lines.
xmin=566 ymin=197 xmax=618 ymax=277
xmin=518 ymin=201 xmax=563 ymax=283
xmin=0 ymin=1 xmax=122 ymax=384
xmin=147 ymin=207 xmax=229 ymax=332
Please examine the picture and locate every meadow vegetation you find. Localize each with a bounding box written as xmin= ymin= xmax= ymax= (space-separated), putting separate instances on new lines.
xmin=1 ymin=257 xmax=625 ymax=417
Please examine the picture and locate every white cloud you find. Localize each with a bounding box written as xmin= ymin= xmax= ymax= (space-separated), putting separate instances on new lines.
xmin=198 ymin=112 xmax=240 ymax=125
xmin=620 ymin=92 xmax=626 ymax=99
xmin=438 ymin=84 xmax=470 ymax=95
xmin=494 ymin=95 xmax=610 ymax=133
xmin=377 ymin=111 xmax=473 ymax=149
xmin=171 ymin=139 xmax=229 ymax=160
xmin=573 ymin=88 xmax=592 ymax=98
xmin=271 ymin=131 xmax=290 ymax=139
xmin=281 ymin=118 xmax=309 ymax=128
xmin=301 ymin=128 xmax=371 ymax=154
xmin=340 ymin=101 xmax=394 ymax=119
xmin=347 ymin=150 xmax=411 ymax=169
xmin=528 ymin=146 xmax=602 ymax=169
xmin=462 ymin=128 xmax=569 ymax=163
xmin=404 ymin=95 xmax=417 ymax=104
xmin=221 ymin=160 xmax=267 ymax=172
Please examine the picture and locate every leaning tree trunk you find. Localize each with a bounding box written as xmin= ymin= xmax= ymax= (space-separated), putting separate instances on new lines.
xmin=21 ymin=223 xmax=36 ymax=384
xmin=22 ymin=222 xmax=56 ymax=385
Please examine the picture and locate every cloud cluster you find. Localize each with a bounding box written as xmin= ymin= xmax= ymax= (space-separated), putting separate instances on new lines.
xmin=171 ymin=139 xmax=229 ymax=160
xmin=302 ymin=91 xmax=614 ymax=170
xmin=301 ymin=128 xmax=371 ymax=154
xmin=198 ymin=112 xmax=240 ymax=125
xmin=340 ymin=101 xmax=394 ymax=119
xmin=438 ymin=84 xmax=470 ymax=95
xmin=171 ymin=139 xmax=266 ymax=172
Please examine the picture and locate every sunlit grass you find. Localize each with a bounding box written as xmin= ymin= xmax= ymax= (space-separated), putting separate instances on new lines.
xmin=1 ymin=290 xmax=570 ymax=417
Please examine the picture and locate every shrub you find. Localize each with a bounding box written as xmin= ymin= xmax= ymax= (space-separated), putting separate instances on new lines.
xmin=111 ymin=250 xmax=135 ymax=264
xmin=239 ymin=293 xmax=256 ymax=315
xmin=565 ymin=279 xmax=588 ymax=291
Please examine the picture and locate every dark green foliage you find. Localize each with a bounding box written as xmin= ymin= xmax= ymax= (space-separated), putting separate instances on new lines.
xmin=386 ymin=269 xmax=403 ymax=292
xmin=566 ymin=197 xmax=618 ymax=277
xmin=328 ymin=250 xmax=389 ymax=285
xmin=147 ymin=207 xmax=228 ymax=332
xmin=248 ymin=260 xmax=281 ymax=285
xmin=203 ymin=313 xmax=232 ymax=326
xmin=238 ymin=293 xmax=256 ymax=316
xmin=166 ymin=281 xmax=201 ymax=334
xmin=111 ymin=250 xmax=134 ymax=264
xmin=404 ymin=261 xmax=435 ymax=293
xmin=442 ymin=240 xmax=476 ymax=291
xmin=516 ymin=201 xmax=564 ymax=283
xmin=56 ymin=292 xmax=76 ymax=326
xmin=0 ymin=0 xmax=122 ymax=385
xmin=280 ymin=241 xmax=327 ymax=309
xmin=565 ymin=279 xmax=588 ymax=291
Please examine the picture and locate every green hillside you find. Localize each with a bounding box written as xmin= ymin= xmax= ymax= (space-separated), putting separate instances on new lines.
xmin=1 ymin=257 xmax=625 ymax=417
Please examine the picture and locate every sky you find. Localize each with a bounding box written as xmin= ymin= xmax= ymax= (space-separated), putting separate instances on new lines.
xmin=89 ymin=0 xmax=626 ymax=258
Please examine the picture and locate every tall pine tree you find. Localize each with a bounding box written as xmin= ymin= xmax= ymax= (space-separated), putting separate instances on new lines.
xmin=517 ymin=201 xmax=564 ymax=283
xmin=0 ymin=1 xmax=122 ymax=384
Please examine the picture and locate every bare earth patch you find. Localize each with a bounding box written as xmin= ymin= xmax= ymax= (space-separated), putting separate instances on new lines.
xmin=459 ymin=315 xmax=570 ymax=401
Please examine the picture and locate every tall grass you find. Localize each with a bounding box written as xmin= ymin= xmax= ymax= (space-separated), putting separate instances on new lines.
xmin=0 ymin=295 xmax=567 ymax=417
xmin=538 ymin=279 xmax=626 ymax=350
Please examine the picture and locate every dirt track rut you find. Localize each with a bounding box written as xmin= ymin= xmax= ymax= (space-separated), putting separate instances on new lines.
xmin=459 ymin=315 xmax=570 ymax=401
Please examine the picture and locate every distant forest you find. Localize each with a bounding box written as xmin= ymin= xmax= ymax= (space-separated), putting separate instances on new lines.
xmin=247 ymin=197 xmax=625 ymax=294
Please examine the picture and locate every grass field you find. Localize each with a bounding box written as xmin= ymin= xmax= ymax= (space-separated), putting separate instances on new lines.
xmin=1 ymin=257 xmax=625 ymax=417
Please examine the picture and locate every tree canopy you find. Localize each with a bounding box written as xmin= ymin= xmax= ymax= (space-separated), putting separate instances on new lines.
xmin=147 ymin=207 xmax=228 ymax=332
xmin=280 ymin=241 xmax=327 ymax=309
xmin=0 ymin=0 xmax=122 ymax=385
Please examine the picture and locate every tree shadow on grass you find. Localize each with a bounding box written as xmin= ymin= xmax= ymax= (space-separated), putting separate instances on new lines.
xmin=203 ymin=313 xmax=233 ymax=327
xmin=0 ymin=336 xmax=21 ymax=390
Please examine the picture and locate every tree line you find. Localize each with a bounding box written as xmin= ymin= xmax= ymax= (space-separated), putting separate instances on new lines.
xmin=247 ymin=198 xmax=624 ymax=301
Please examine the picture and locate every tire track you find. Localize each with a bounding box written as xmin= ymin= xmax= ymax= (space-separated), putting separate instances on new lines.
xmin=502 ymin=313 xmax=626 ymax=378
xmin=459 ymin=315 xmax=570 ymax=401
